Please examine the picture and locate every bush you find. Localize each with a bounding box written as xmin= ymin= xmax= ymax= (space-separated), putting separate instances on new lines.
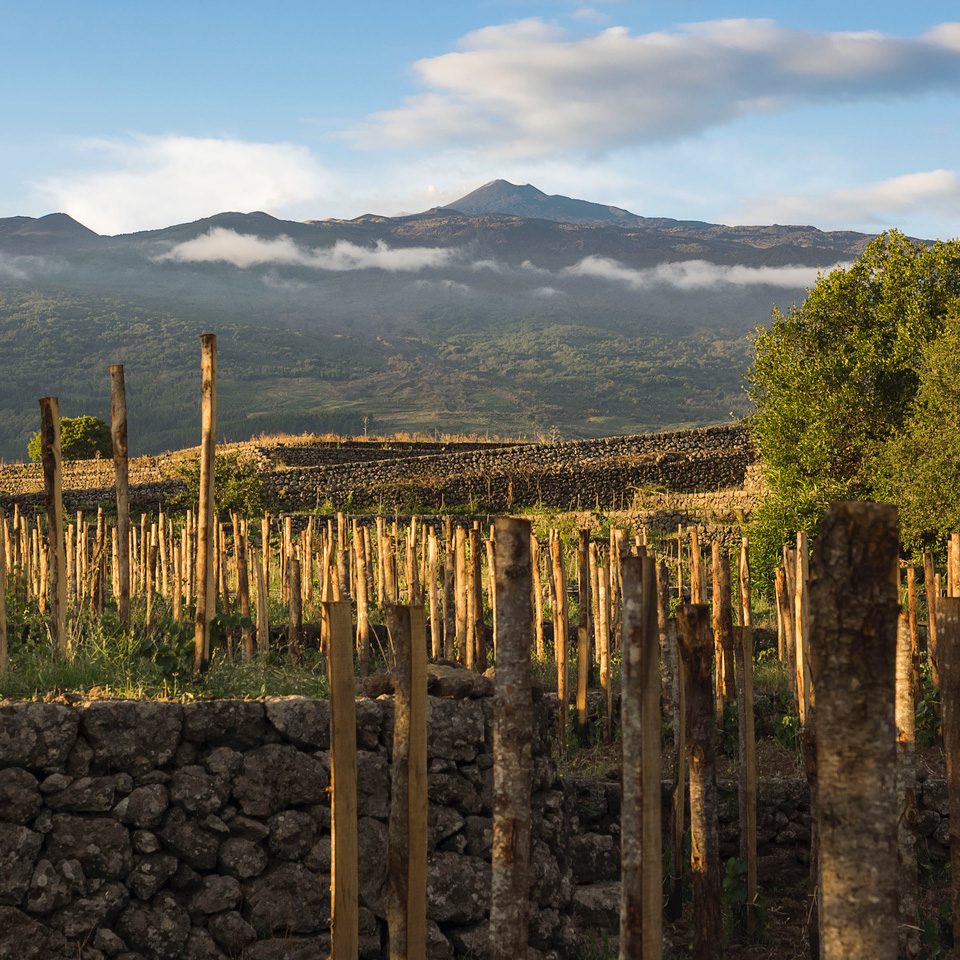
xmin=175 ymin=451 xmax=266 ymax=518
xmin=27 ymin=415 xmax=112 ymax=462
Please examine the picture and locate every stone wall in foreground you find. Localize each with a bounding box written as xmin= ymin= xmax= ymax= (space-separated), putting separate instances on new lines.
xmin=0 ymin=687 xmax=947 ymax=959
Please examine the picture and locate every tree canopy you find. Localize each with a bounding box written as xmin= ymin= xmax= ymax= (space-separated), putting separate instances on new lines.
xmin=747 ymin=230 xmax=960 ymax=578
xmin=27 ymin=415 xmax=112 ymax=462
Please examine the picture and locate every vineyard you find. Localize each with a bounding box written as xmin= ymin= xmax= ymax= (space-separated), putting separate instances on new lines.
xmin=0 ymin=336 xmax=956 ymax=960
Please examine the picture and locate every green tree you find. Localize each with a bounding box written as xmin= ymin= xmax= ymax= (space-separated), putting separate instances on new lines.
xmin=875 ymin=303 xmax=960 ymax=556
xmin=27 ymin=415 xmax=112 ymax=462
xmin=747 ymin=231 xmax=960 ymax=583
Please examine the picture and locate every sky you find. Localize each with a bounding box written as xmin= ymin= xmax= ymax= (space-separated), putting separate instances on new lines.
xmin=2 ymin=0 xmax=960 ymax=238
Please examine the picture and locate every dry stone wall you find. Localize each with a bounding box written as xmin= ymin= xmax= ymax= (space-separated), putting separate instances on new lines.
xmin=0 ymin=687 xmax=944 ymax=959
xmin=0 ymin=425 xmax=754 ymax=518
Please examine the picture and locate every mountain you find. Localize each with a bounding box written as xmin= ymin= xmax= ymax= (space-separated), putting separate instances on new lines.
xmin=441 ymin=179 xmax=713 ymax=229
xmin=0 ymin=184 xmax=883 ymax=461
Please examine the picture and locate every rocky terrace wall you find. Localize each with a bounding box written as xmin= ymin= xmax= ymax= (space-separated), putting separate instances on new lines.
xmin=0 ymin=683 xmax=947 ymax=960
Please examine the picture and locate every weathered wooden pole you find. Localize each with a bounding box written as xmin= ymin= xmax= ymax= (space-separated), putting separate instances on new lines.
xmin=109 ymin=364 xmax=131 ymax=630
xmin=906 ymin=566 xmax=920 ymax=701
xmin=735 ymin=622 xmax=758 ymax=936
xmin=443 ymin=517 xmax=455 ymax=660
xmin=386 ymin=605 xmax=428 ymax=960
xmin=428 ymin=529 xmax=440 ymax=659
xmin=531 ymin=533 xmax=545 ymax=660
xmin=739 ymin=536 xmax=752 ymax=628
xmin=193 ymin=333 xmax=217 ymax=673
xmin=659 ymin=559 xmax=686 ymax=922
xmin=794 ymin=531 xmax=811 ymax=725
xmin=712 ymin=542 xmax=735 ymax=727
xmin=550 ymin=534 xmax=569 ymax=750
xmin=677 ymin=603 xmax=721 ymax=960
xmin=923 ymin=551 xmax=940 ymax=689
xmin=895 ymin=613 xmax=920 ymax=958
xmin=233 ymin=516 xmax=253 ymax=660
xmin=937 ymin=596 xmax=960 ymax=948
xmin=327 ymin=600 xmax=359 ymax=959
xmin=809 ymin=502 xmax=899 ymax=960
xmin=39 ymin=397 xmax=68 ymax=658
xmin=619 ymin=554 xmax=662 ymax=960
xmin=490 ymin=518 xmax=534 ymax=960
xmin=576 ymin=528 xmax=591 ymax=744
xmin=253 ymin=548 xmax=270 ymax=655
xmin=287 ymin=557 xmax=303 ymax=664
xmin=0 ymin=510 xmax=6 ymax=678
xmin=354 ymin=533 xmax=371 ymax=676
xmin=597 ymin=571 xmax=612 ymax=744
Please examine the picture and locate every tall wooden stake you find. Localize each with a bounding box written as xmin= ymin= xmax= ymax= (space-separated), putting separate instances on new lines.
xmin=193 ymin=333 xmax=217 ymax=672
xmin=327 ymin=600 xmax=359 ymax=959
xmin=937 ymin=596 xmax=960 ymax=948
xmin=386 ymin=605 xmax=428 ymax=960
xmin=619 ymin=555 xmax=662 ymax=960
xmin=39 ymin=397 xmax=68 ymax=658
xmin=677 ymin=603 xmax=721 ymax=960
xmin=809 ymin=502 xmax=899 ymax=960
xmin=109 ymin=364 xmax=131 ymax=630
xmin=490 ymin=517 xmax=534 ymax=960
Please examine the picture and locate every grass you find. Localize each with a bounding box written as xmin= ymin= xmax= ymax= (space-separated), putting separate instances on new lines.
xmin=0 ymin=606 xmax=330 ymax=701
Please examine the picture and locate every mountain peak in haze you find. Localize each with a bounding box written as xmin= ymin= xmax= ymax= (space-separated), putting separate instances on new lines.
xmin=0 ymin=212 xmax=100 ymax=242
xmin=441 ymin=179 xmax=712 ymax=229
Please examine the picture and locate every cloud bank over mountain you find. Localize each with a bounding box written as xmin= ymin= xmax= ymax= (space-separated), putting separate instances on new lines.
xmin=158 ymin=227 xmax=836 ymax=290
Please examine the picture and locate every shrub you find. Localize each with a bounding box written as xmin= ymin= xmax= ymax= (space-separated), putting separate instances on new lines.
xmin=27 ymin=415 xmax=112 ymax=462
xmin=175 ymin=451 xmax=266 ymax=518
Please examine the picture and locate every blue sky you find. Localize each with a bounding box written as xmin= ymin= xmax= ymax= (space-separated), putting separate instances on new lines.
xmin=3 ymin=0 xmax=960 ymax=237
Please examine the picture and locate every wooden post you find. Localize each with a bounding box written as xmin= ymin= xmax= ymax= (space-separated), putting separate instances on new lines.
xmin=108 ymin=364 xmax=131 ymax=630
xmin=795 ymin=532 xmax=811 ymax=724
xmin=470 ymin=526 xmax=484 ymax=669
xmin=711 ymin=542 xmax=734 ymax=728
xmin=550 ymin=534 xmax=569 ymax=751
xmin=923 ymin=552 xmax=940 ymax=689
xmin=443 ymin=518 xmax=455 ymax=660
xmin=576 ymin=529 xmax=591 ymax=745
xmin=454 ymin=526 xmax=467 ymax=664
xmin=354 ymin=533 xmax=371 ymax=677
xmin=490 ymin=517 xmax=534 ymax=960
xmin=287 ymin=557 xmax=303 ymax=664
xmin=735 ymin=623 xmax=758 ymax=936
xmin=327 ymin=600 xmax=359 ymax=959
xmin=739 ymin=536 xmax=752 ymax=628
xmin=619 ymin=555 xmax=662 ymax=960
xmin=233 ymin=516 xmax=253 ymax=660
xmin=597 ymin=571 xmax=611 ymax=744
xmin=428 ymin=530 xmax=440 ymax=659
xmin=254 ymin=548 xmax=270 ymax=655
xmin=386 ymin=605 xmax=428 ymax=960
xmin=659 ymin=560 xmax=686 ymax=922
xmin=689 ymin=528 xmax=703 ymax=604
xmin=485 ymin=536 xmax=497 ymax=661
xmin=39 ymin=397 xmax=68 ymax=658
xmin=937 ymin=596 xmax=960 ymax=948
xmin=531 ymin=534 xmax=544 ymax=660
xmin=194 ymin=333 xmax=217 ymax=672
xmin=809 ymin=502 xmax=899 ymax=960
xmin=677 ymin=603 xmax=721 ymax=960
xmin=0 ymin=510 xmax=6 ymax=678
xmin=895 ymin=613 xmax=920 ymax=958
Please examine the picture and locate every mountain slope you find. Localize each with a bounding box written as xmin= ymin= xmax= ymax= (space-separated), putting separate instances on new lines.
xmin=441 ymin=179 xmax=713 ymax=228
xmin=0 ymin=182 xmax=887 ymax=460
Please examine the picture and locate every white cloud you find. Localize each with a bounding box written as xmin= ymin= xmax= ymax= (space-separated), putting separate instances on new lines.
xmin=414 ymin=278 xmax=472 ymax=294
xmin=0 ymin=253 xmax=54 ymax=280
xmin=359 ymin=18 xmax=960 ymax=155
xmin=531 ymin=285 xmax=566 ymax=298
xmin=738 ymin=169 xmax=960 ymax=229
xmin=35 ymin=135 xmax=334 ymax=234
xmin=562 ymin=256 xmax=839 ymax=290
xmin=159 ymin=227 xmax=456 ymax=272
